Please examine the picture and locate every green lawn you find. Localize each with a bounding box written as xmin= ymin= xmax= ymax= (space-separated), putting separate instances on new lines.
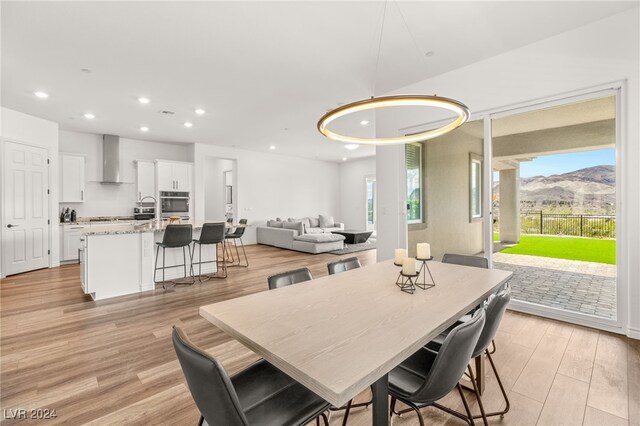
xmin=499 ymin=235 xmax=616 ymax=264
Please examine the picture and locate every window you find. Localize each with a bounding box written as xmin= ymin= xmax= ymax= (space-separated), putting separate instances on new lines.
xmin=406 ymin=143 xmax=423 ymax=224
xmin=469 ymin=153 xmax=483 ymax=221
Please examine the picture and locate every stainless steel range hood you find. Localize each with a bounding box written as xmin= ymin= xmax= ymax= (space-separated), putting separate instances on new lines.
xmin=101 ymin=134 xmax=122 ymax=184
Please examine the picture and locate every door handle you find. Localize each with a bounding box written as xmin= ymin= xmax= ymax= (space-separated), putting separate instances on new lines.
xmin=139 ymin=191 xmax=141 ymax=200
xmin=81 ymin=190 xmax=84 ymax=201
xmin=7 ymin=224 xmax=17 ymax=228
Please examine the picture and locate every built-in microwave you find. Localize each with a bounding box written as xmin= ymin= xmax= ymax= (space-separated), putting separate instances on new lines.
xmin=160 ymin=191 xmax=190 ymax=218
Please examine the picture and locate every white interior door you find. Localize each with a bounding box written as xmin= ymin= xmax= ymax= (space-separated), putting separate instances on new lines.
xmin=3 ymin=141 xmax=49 ymax=275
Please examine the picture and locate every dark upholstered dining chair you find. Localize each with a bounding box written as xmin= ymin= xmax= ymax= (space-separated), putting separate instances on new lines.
xmin=267 ymin=267 xmax=312 ymax=290
xmin=426 ymin=286 xmax=512 ymax=425
xmin=172 ymin=326 xmax=330 ymax=426
xmin=327 ymin=257 xmax=361 ymax=275
xmin=388 ymin=309 xmax=487 ymax=426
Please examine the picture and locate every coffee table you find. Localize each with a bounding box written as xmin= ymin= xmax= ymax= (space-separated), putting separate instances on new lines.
xmin=331 ymin=229 xmax=373 ymax=244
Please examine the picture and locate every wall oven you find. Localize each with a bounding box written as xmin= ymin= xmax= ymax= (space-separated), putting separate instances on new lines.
xmin=160 ymin=191 xmax=190 ymax=218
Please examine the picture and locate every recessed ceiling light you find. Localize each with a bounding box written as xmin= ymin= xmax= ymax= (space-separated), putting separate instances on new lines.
xmin=360 ymin=120 xmax=369 ymax=126
xmin=344 ymin=144 xmax=360 ymax=150
xmin=83 ymin=113 xmax=95 ymax=119
xmin=81 ymin=68 xmax=92 ymax=73
xmin=425 ymin=51 xmax=435 ymax=57
xmin=195 ymin=108 xmax=205 ymax=115
xmin=138 ymin=97 xmax=150 ymax=104
xmin=269 ymin=145 xmax=276 ymax=150
xmin=342 ymin=157 xmax=347 ymax=161
xmin=140 ymin=126 xmax=149 ymax=132
xmin=34 ymin=91 xmax=49 ymax=98
xmin=184 ymin=122 xmax=193 ymax=128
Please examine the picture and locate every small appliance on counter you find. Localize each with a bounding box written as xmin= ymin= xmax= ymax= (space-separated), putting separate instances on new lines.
xmin=70 ymin=209 xmax=77 ymax=223
xmin=60 ymin=208 xmax=72 ymax=223
xmin=134 ymin=196 xmax=157 ymax=220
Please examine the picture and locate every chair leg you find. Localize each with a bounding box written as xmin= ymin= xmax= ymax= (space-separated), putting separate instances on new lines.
xmin=489 ymin=339 xmax=497 ymax=354
xmin=457 ymin=384 xmax=476 ymax=426
xmin=153 ymin=245 xmax=160 ymax=284
xmin=197 ymin=415 xmax=205 ymax=426
xmin=320 ymin=412 xmax=329 ymax=426
xmin=238 ymin=237 xmax=248 ymax=267
xmin=162 ymin=247 xmax=166 ymax=289
xmin=467 ymin=365 xmax=489 ymax=426
xmin=483 ymin=349 xmax=511 ymax=417
xmin=390 ymin=396 xmax=397 ymax=416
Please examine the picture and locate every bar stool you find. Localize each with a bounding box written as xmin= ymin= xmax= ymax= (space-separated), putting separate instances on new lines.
xmin=154 ymin=224 xmax=194 ymax=289
xmin=225 ymin=218 xmax=248 ymax=267
xmin=192 ymin=222 xmax=227 ymax=281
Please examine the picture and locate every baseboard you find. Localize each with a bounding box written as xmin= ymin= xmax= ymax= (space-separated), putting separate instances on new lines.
xmin=507 ymin=300 xmax=625 ymax=335
xmin=627 ymin=326 xmax=640 ymax=340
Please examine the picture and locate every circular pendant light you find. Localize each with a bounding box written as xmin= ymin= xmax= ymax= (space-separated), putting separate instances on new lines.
xmin=317 ymin=95 xmax=470 ymax=145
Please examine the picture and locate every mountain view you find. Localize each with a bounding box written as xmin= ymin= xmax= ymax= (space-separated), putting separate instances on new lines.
xmin=494 ymin=165 xmax=615 ymax=214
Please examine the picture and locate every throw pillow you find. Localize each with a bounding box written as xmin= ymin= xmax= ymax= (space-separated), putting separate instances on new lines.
xmin=267 ymin=220 xmax=283 ymax=228
xmin=319 ymin=214 xmax=335 ymax=228
xmin=283 ymin=221 xmax=305 ymax=235
xmin=308 ymin=217 xmax=320 ymax=228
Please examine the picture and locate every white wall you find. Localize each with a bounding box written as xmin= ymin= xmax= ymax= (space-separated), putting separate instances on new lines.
xmin=204 ymin=157 xmax=234 ymax=220
xmin=1 ymin=107 xmax=60 ymax=275
xmin=58 ymin=130 xmax=189 ymax=217
xmin=192 ymin=143 xmax=341 ymax=245
xmin=408 ymin=131 xmax=484 ymax=259
xmin=339 ymin=156 xmax=376 ymax=230
xmin=375 ymin=8 xmax=640 ymax=337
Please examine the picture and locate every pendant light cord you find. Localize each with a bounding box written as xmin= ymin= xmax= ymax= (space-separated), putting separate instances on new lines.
xmin=372 ymin=0 xmax=388 ymax=97
xmin=393 ymin=0 xmax=429 ymax=76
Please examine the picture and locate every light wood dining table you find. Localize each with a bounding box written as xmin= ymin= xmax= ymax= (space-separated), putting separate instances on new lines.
xmin=200 ymin=259 xmax=512 ymax=425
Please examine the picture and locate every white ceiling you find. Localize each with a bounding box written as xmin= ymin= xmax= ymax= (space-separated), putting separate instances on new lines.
xmin=2 ymin=1 xmax=636 ymax=162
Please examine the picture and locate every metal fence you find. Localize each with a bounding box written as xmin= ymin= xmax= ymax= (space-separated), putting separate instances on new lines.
xmin=520 ymin=211 xmax=616 ymax=238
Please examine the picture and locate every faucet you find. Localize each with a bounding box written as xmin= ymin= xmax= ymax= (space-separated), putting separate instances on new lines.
xmin=139 ymin=196 xmax=157 ymax=205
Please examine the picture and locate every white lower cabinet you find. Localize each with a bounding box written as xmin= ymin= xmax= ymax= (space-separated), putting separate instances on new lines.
xmin=61 ymin=225 xmax=87 ymax=261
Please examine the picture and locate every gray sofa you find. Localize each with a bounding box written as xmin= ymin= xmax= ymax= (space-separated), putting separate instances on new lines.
xmin=256 ymin=216 xmax=345 ymax=254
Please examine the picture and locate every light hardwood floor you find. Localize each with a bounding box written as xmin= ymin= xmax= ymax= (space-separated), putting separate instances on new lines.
xmin=1 ymin=245 xmax=637 ymax=425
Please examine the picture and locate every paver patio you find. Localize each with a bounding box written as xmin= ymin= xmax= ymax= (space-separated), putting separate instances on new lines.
xmin=493 ymin=252 xmax=616 ymax=319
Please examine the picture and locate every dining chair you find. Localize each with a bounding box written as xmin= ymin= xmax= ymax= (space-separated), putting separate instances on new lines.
xmin=153 ymin=224 xmax=194 ymax=289
xmin=267 ymin=267 xmax=312 ymax=290
xmin=226 ymin=218 xmax=248 ymax=267
xmin=327 ymin=257 xmax=361 ymax=275
xmin=172 ymin=326 xmax=330 ymax=426
xmin=192 ymin=223 xmax=227 ymax=281
xmin=441 ymin=252 xmax=496 ymax=353
xmin=388 ymin=309 xmax=486 ymax=426
xmin=426 ymin=285 xmax=512 ymax=424
xmin=442 ymin=253 xmax=489 ymax=269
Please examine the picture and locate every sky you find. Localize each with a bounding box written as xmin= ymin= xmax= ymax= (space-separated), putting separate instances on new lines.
xmin=518 ymin=148 xmax=615 ymax=178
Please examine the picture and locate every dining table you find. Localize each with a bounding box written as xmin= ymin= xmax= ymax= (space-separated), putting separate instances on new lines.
xmin=200 ymin=258 xmax=512 ymax=426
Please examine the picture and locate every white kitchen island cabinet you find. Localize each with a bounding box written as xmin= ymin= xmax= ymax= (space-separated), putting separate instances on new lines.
xmin=81 ymin=221 xmax=220 ymax=300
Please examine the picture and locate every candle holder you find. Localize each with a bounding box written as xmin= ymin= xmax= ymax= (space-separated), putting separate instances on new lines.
xmin=415 ymin=256 xmax=435 ymax=290
xmin=396 ymin=271 xmax=419 ymax=294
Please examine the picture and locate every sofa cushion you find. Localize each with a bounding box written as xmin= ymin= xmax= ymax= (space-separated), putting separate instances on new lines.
xmin=319 ymin=214 xmax=335 ymax=228
xmin=267 ymin=220 xmax=283 ymax=228
xmin=306 ymin=227 xmax=324 ymax=234
xmin=294 ymin=233 xmax=345 ymax=243
xmin=308 ymin=217 xmax=320 ymax=228
xmin=283 ymin=221 xmax=304 ymax=235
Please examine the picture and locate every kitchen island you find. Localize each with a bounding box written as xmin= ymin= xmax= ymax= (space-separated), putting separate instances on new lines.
xmin=80 ymin=220 xmax=230 ymax=300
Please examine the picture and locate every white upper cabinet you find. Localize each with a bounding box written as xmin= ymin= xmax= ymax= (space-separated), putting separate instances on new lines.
xmin=156 ymin=161 xmax=192 ymax=192
xmin=173 ymin=163 xmax=191 ymax=191
xmin=60 ymin=154 xmax=85 ymax=202
xmin=136 ymin=160 xmax=156 ymax=201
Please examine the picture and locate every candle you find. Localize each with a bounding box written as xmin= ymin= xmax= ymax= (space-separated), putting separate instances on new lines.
xmin=402 ymin=257 xmax=416 ymax=275
xmin=417 ymin=243 xmax=431 ymax=259
xmin=394 ymin=248 xmax=408 ymax=265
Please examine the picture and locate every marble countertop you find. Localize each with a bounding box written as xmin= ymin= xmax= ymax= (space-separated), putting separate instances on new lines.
xmin=82 ymin=219 xmax=242 ymax=236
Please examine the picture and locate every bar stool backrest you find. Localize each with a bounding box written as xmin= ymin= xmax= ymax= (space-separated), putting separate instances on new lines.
xmin=199 ymin=223 xmax=226 ymax=244
xmin=229 ymin=219 xmax=247 ymax=237
xmin=441 ymin=253 xmax=488 ymax=269
xmin=162 ymin=224 xmax=193 ymax=248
